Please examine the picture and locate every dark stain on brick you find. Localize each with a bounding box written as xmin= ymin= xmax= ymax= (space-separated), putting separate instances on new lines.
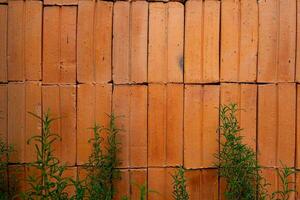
xmin=179 ymin=56 xmax=184 ymax=72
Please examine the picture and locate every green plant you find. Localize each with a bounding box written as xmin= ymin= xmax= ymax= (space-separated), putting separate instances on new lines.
xmin=21 ymin=110 xmax=84 ymax=200
xmin=0 ymin=136 xmax=13 ymax=199
xmin=85 ymin=114 xmax=121 ymax=200
xmin=121 ymin=182 xmax=156 ymax=200
xmin=172 ymin=166 xmax=189 ymax=200
xmin=270 ymin=163 xmax=296 ymax=200
xmin=216 ymin=103 xmax=266 ymax=200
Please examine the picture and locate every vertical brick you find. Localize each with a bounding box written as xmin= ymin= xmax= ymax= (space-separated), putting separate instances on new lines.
xmin=8 ymin=1 xmax=24 ymax=81
xmin=220 ymin=84 xmax=257 ymax=150
xmin=221 ymin=0 xmax=239 ymax=82
xmin=0 ymin=6 xmax=7 ymax=82
xmin=24 ymin=1 xmax=42 ymax=81
xmin=77 ymin=84 xmax=112 ymax=165
xmin=113 ymin=1 xmax=148 ymax=84
xmin=77 ymin=1 xmax=113 ymax=83
xmin=42 ymin=85 xmax=76 ymax=166
xmin=148 ymin=3 xmax=184 ymax=83
xmin=130 ymin=1 xmax=148 ymax=83
xmin=258 ymin=84 xmax=296 ymax=167
xmin=221 ymin=0 xmax=258 ymax=82
xmin=0 ymin=85 xmax=7 ymax=143
xmin=240 ymin=0 xmax=258 ymax=82
xmin=114 ymin=169 xmax=147 ymax=199
xmin=8 ymin=82 xmax=41 ymax=163
xmin=113 ymin=2 xmax=130 ymax=84
xmin=167 ymin=2 xmax=184 ymax=82
xmin=148 ymin=168 xmax=174 ymax=200
xmin=113 ymin=85 xmax=147 ymax=168
xmin=148 ymin=84 xmax=183 ymax=167
xmin=186 ymin=169 xmax=218 ymax=200
xmin=8 ymin=1 xmax=42 ymax=81
xmin=43 ymin=6 xmax=76 ymax=84
xmin=258 ymin=0 xmax=296 ymax=82
xmin=185 ymin=1 xmax=220 ymax=83
xmin=184 ymin=85 xmax=219 ymax=169
xmin=297 ymin=84 xmax=300 ymax=169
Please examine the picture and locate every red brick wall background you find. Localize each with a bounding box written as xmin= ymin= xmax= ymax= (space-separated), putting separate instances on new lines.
xmin=0 ymin=0 xmax=300 ymax=199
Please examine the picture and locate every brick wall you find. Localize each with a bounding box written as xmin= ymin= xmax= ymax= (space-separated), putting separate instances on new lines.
xmin=0 ymin=0 xmax=299 ymax=199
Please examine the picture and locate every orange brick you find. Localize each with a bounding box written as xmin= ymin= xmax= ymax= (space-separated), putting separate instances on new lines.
xmin=8 ymin=82 xmax=41 ymax=163
xmin=114 ymin=169 xmax=147 ymax=199
xmin=42 ymin=85 xmax=76 ymax=166
xmin=148 ymin=84 xmax=183 ymax=167
xmin=258 ymin=84 xmax=296 ymax=168
xmin=185 ymin=1 xmax=220 ymax=83
xmin=184 ymin=85 xmax=219 ymax=169
xmin=8 ymin=1 xmax=24 ymax=81
xmin=0 ymin=85 xmax=7 ymax=143
xmin=148 ymin=168 xmax=174 ymax=200
xmin=77 ymin=84 xmax=112 ymax=165
xmin=113 ymin=85 xmax=147 ymax=168
xmin=258 ymin=0 xmax=296 ymax=82
xmin=221 ymin=0 xmax=258 ymax=82
xmin=24 ymin=1 xmax=42 ymax=81
xmin=113 ymin=1 xmax=148 ymax=84
xmin=220 ymin=84 xmax=257 ymax=150
xmin=297 ymin=1 xmax=300 ymax=82
xmin=8 ymin=1 xmax=42 ymax=81
xmin=298 ymin=85 xmax=300 ymax=169
xmin=43 ymin=6 xmax=76 ymax=84
xmin=113 ymin=2 xmax=130 ymax=84
xmin=44 ymin=0 xmax=78 ymax=5
xmin=0 ymin=6 xmax=7 ymax=82
xmin=130 ymin=1 xmax=148 ymax=83
xmin=148 ymin=3 xmax=184 ymax=83
xmin=77 ymin=1 xmax=113 ymax=83
xmin=186 ymin=169 xmax=218 ymax=200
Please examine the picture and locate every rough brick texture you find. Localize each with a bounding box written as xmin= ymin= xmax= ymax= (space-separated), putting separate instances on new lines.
xmin=2 ymin=0 xmax=300 ymax=198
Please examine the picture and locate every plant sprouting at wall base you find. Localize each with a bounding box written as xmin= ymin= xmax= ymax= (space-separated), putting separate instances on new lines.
xmin=172 ymin=166 xmax=189 ymax=200
xmin=85 ymin=114 xmax=121 ymax=200
xmin=0 ymin=136 xmax=13 ymax=200
xmin=21 ymin=111 xmax=84 ymax=200
xmin=216 ymin=103 xmax=297 ymax=200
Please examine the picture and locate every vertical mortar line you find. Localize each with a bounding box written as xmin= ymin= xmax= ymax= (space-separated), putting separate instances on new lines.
xmin=59 ymin=6 xmax=62 ymax=83
xmin=92 ymin=1 xmax=96 ymax=82
xmin=276 ymin=0 xmax=280 ymax=82
xmin=128 ymin=86 xmax=132 ymax=169
xmin=23 ymin=1 xmax=26 ymax=81
xmin=201 ymin=1 xmax=204 ymax=82
xmin=237 ymin=0 xmax=241 ymax=82
xmin=75 ymin=5 xmax=78 ymax=85
xmin=200 ymin=85 xmax=204 ymax=167
xmin=74 ymin=3 xmax=78 ymax=168
xmin=164 ymin=83 xmax=167 ymax=166
xmin=58 ymin=85 xmax=62 ymax=162
xmin=182 ymin=2 xmax=186 ymax=167
xmin=129 ymin=2 xmax=132 ymax=83
xmin=256 ymin=0 xmax=259 ymax=83
xmin=110 ymin=2 xmax=114 ymax=83
xmin=146 ymin=3 xmax=149 ymax=195
xmin=275 ymin=84 xmax=279 ymax=172
xmin=295 ymin=0 xmax=298 ymax=82
xmin=294 ymin=84 xmax=297 ymax=171
xmin=166 ymin=3 xmax=169 ymax=83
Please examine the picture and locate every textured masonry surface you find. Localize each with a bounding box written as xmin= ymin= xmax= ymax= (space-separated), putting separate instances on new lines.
xmin=1 ymin=0 xmax=300 ymax=199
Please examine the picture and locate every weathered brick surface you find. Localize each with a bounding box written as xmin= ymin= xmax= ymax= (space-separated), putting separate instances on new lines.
xmin=258 ymin=0 xmax=296 ymax=82
xmin=258 ymin=83 xmax=296 ymax=168
xmin=8 ymin=1 xmax=42 ymax=81
xmin=43 ymin=6 xmax=76 ymax=84
xmin=77 ymin=84 xmax=112 ymax=165
xmin=148 ymin=84 xmax=183 ymax=167
xmin=113 ymin=85 xmax=147 ymax=168
xmin=185 ymin=0 xmax=220 ymax=83
xmin=148 ymin=3 xmax=184 ymax=83
xmin=42 ymin=85 xmax=76 ymax=166
xmin=186 ymin=169 xmax=218 ymax=200
xmin=78 ymin=1 xmax=113 ymax=83
xmin=184 ymin=85 xmax=219 ymax=169
xmin=221 ymin=0 xmax=258 ymax=82
xmin=8 ymin=82 xmax=41 ymax=163
xmin=220 ymin=83 xmax=257 ymax=150
xmin=2 ymin=0 xmax=300 ymax=198
xmin=0 ymin=6 xmax=7 ymax=83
